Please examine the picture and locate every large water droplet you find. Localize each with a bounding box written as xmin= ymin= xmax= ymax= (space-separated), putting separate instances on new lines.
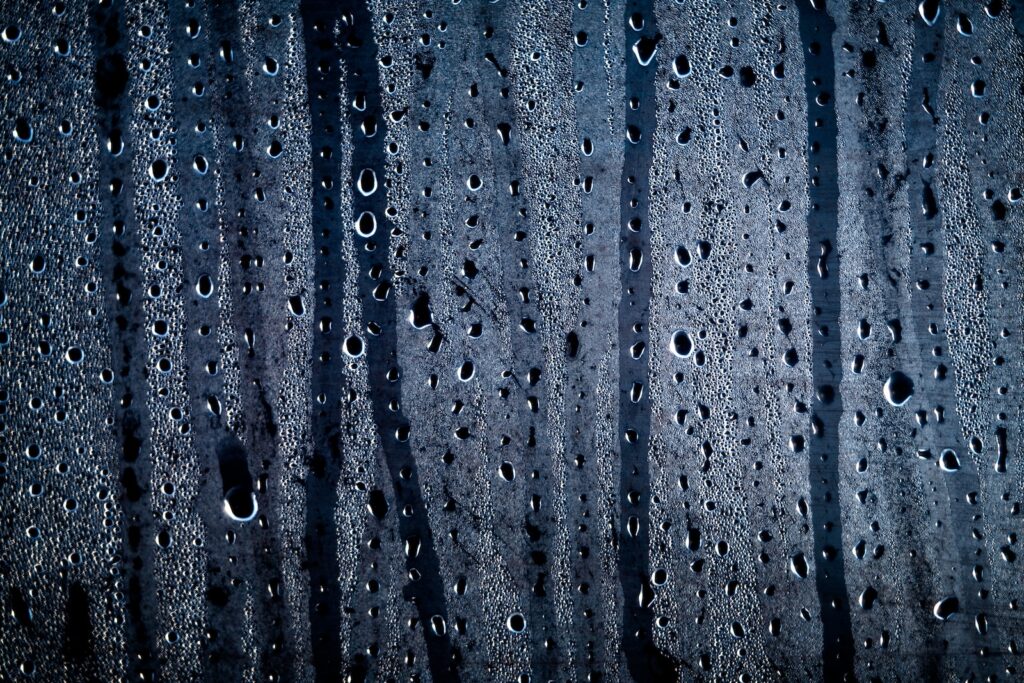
xmin=671 ymin=330 xmax=693 ymax=358
xmin=883 ymin=371 xmax=914 ymax=406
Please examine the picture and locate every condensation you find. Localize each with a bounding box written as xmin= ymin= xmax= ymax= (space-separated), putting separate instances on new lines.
xmin=1 ymin=0 xmax=1023 ymax=681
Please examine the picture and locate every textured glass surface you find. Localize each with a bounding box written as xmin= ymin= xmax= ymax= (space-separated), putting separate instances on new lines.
xmin=1 ymin=0 xmax=1023 ymax=681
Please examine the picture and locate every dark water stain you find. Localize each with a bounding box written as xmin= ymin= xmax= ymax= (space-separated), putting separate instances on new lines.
xmin=795 ymin=1 xmax=856 ymax=679
xmin=619 ymin=1 xmax=676 ymax=681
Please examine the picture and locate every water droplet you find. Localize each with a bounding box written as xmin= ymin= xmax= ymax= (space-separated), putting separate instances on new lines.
xmin=671 ymin=330 xmax=693 ymax=358
xmin=939 ymin=449 xmax=961 ymax=472
xmin=883 ymin=371 xmax=914 ymax=406
xmin=933 ymin=596 xmax=959 ymax=621
xmin=506 ymin=612 xmax=526 ymax=633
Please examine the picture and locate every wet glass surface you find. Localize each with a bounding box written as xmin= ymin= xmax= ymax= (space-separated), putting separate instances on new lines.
xmin=2 ymin=0 xmax=1024 ymax=680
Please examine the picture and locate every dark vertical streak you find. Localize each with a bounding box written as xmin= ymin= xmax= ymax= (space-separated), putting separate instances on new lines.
xmin=904 ymin=17 xmax=948 ymax=682
xmin=567 ymin=3 xmax=617 ymax=677
xmin=63 ymin=582 xmax=95 ymax=669
xmin=1010 ymin=1 xmax=1024 ymax=38
xmin=619 ymin=1 xmax=674 ymax=680
xmin=794 ymin=2 xmax=856 ymax=680
xmin=335 ymin=3 xmax=460 ymax=681
xmin=297 ymin=3 xmax=347 ymax=680
xmin=300 ymin=2 xmax=458 ymax=680
xmin=89 ymin=2 xmax=156 ymax=679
